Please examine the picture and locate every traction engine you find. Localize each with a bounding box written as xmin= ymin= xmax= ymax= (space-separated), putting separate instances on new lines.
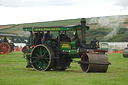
xmin=22 ymin=18 xmax=111 ymax=72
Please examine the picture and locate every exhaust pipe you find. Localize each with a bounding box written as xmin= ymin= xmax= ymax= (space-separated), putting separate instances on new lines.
xmin=81 ymin=18 xmax=86 ymax=46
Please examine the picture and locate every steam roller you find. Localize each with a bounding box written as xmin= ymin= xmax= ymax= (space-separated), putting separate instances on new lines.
xmin=22 ymin=18 xmax=111 ymax=73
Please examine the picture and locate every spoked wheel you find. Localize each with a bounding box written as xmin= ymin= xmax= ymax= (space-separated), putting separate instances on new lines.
xmin=0 ymin=42 xmax=11 ymax=55
xmin=80 ymin=53 xmax=109 ymax=73
xmin=31 ymin=44 xmax=55 ymax=71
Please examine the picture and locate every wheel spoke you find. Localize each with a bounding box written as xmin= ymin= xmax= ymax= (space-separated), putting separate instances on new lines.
xmin=36 ymin=49 xmax=41 ymax=55
xmin=44 ymin=59 xmax=49 ymax=63
xmin=39 ymin=47 xmax=43 ymax=55
xmin=35 ymin=53 xmax=40 ymax=57
xmin=37 ymin=61 xmax=44 ymax=69
xmin=42 ymin=51 xmax=48 ymax=58
xmin=42 ymin=61 xmax=47 ymax=69
xmin=37 ymin=62 xmax=41 ymax=67
xmin=32 ymin=56 xmax=41 ymax=64
xmin=43 ymin=57 xmax=49 ymax=59
xmin=40 ymin=62 xmax=45 ymax=69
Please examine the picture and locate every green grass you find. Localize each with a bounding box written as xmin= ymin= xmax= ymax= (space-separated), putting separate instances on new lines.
xmin=0 ymin=52 xmax=128 ymax=85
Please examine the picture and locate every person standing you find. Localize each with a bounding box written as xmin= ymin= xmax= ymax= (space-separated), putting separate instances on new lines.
xmin=34 ymin=32 xmax=43 ymax=45
xmin=3 ymin=36 xmax=8 ymax=43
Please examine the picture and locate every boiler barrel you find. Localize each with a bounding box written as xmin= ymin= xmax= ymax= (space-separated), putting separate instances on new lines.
xmin=64 ymin=49 xmax=81 ymax=58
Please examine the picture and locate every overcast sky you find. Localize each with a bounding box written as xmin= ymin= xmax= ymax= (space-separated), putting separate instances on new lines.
xmin=0 ymin=0 xmax=128 ymax=25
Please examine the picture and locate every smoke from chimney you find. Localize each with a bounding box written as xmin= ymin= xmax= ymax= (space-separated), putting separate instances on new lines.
xmin=88 ymin=15 xmax=128 ymax=40
xmin=116 ymin=0 xmax=128 ymax=10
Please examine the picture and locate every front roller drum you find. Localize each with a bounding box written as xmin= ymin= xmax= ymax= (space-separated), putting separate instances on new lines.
xmin=30 ymin=44 xmax=55 ymax=71
xmin=123 ymin=48 xmax=128 ymax=58
xmin=80 ymin=53 xmax=109 ymax=73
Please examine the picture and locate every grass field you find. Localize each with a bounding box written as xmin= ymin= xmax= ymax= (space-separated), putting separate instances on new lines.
xmin=0 ymin=52 xmax=128 ymax=85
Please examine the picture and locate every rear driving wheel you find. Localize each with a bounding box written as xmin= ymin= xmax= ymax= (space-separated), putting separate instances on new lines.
xmin=0 ymin=42 xmax=11 ymax=54
xmin=31 ymin=45 xmax=55 ymax=71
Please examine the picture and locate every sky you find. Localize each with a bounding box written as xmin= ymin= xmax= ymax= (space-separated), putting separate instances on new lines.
xmin=0 ymin=0 xmax=128 ymax=25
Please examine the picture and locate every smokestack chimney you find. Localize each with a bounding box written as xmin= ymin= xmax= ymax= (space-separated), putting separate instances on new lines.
xmin=81 ymin=18 xmax=86 ymax=46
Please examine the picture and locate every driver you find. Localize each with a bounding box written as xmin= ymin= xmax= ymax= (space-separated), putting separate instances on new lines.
xmin=44 ymin=31 xmax=51 ymax=39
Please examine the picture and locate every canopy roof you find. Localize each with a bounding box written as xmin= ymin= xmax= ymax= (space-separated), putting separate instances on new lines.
xmin=23 ymin=25 xmax=89 ymax=32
